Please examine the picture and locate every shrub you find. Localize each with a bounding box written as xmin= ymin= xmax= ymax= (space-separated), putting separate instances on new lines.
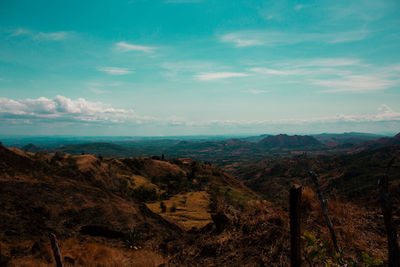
xmin=160 ymin=201 xmax=167 ymax=213
xmin=170 ymin=204 xmax=177 ymax=212
xmin=123 ymin=229 xmax=143 ymax=249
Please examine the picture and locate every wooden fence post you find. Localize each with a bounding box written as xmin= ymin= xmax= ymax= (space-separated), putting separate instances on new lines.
xmin=378 ymin=158 xmax=400 ymax=267
xmin=290 ymin=184 xmax=302 ymax=267
xmin=48 ymin=233 xmax=63 ymax=267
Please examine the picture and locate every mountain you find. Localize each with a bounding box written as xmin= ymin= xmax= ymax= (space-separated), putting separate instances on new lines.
xmin=313 ymin=132 xmax=384 ymax=146
xmin=354 ymin=131 xmax=400 ymax=151
xmin=240 ymin=134 xmax=272 ymax=143
xmin=258 ymin=134 xmax=322 ymax=149
xmin=21 ymin=143 xmax=41 ymax=153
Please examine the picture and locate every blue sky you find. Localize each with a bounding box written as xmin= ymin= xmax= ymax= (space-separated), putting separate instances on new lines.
xmin=0 ymin=0 xmax=400 ymax=136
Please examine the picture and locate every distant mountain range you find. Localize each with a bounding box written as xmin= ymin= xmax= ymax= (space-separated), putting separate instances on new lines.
xmin=8 ymin=132 xmax=400 ymax=167
xmin=259 ymin=134 xmax=322 ymax=148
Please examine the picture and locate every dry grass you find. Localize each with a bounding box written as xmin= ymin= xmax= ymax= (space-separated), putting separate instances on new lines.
xmin=75 ymin=155 xmax=99 ymax=172
xmin=130 ymin=174 xmax=159 ymax=190
xmin=302 ymin=194 xmax=387 ymax=261
xmin=147 ymin=191 xmax=212 ymax=230
xmin=6 ymin=238 xmax=166 ymax=267
xmin=301 ymin=186 xmax=315 ymax=211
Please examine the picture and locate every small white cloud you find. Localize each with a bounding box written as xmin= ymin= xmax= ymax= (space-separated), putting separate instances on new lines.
xmin=9 ymin=28 xmax=71 ymax=41
xmin=115 ymin=41 xmax=155 ymax=53
xmin=34 ymin=31 xmax=70 ymax=41
xmin=194 ymin=72 xmax=249 ymax=81
xmin=220 ymin=33 xmax=263 ymax=47
xmin=10 ymin=28 xmax=31 ymax=37
xmin=249 ymin=67 xmax=296 ymax=76
xmin=89 ymin=88 xmax=108 ymax=94
xmin=247 ymin=89 xmax=269 ymax=94
xmin=97 ymin=67 xmax=133 ymax=75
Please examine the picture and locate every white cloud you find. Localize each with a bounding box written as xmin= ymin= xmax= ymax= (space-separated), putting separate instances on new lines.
xmin=115 ymin=41 xmax=155 ymax=53
xmin=246 ymin=89 xmax=269 ymax=94
xmin=220 ymin=30 xmax=368 ymax=47
xmin=294 ymin=4 xmax=306 ymax=11
xmin=0 ymin=95 xmax=150 ymax=124
xmin=249 ymin=67 xmax=298 ymax=76
xmin=1 ymin=96 xmax=399 ymax=134
xmin=187 ymin=105 xmax=400 ymax=127
xmin=97 ymin=67 xmax=133 ymax=75
xmin=160 ymin=60 xmax=223 ymax=79
xmin=248 ymin=58 xmax=400 ymax=93
xmin=220 ymin=33 xmax=263 ymax=47
xmin=315 ymin=75 xmax=397 ymax=93
xmin=283 ymin=58 xmax=361 ymax=68
xmin=194 ymin=72 xmax=249 ymax=81
xmin=10 ymin=28 xmax=31 ymax=37
xmin=35 ymin=31 xmax=69 ymax=41
xmin=9 ymin=28 xmax=71 ymax=41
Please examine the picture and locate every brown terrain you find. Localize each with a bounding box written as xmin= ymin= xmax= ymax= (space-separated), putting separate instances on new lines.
xmin=0 ymin=136 xmax=398 ymax=266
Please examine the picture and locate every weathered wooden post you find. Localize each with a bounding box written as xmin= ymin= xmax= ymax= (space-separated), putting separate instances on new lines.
xmin=378 ymin=158 xmax=400 ymax=267
xmin=48 ymin=233 xmax=63 ymax=267
xmin=290 ymin=184 xmax=302 ymax=267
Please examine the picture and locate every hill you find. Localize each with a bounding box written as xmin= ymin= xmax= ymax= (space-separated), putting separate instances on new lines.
xmin=55 ymin=142 xmax=141 ymax=158
xmin=225 ymin=143 xmax=400 ymax=203
xmin=313 ymin=132 xmax=384 ymax=146
xmin=258 ymin=134 xmax=322 ymax=148
xmin=0 ymin=143 xmax=258 ymax=266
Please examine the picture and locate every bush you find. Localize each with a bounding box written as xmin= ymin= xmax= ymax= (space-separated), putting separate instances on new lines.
xmin=123 ymin=229 xmax=143 ymax=249
xmin=160 ymin=201 xmax=166 ymax=213
xmin=170 ymin=204 xmax=177 ymax=212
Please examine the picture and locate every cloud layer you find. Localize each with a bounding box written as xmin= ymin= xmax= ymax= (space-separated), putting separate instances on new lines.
xmin=1 ymin=96 xmax=399 ymax=131
xmin=0 ymin=95 xmax=146 ymax=124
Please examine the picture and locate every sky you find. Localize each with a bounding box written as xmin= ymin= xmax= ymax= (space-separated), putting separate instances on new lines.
xmin=0 ymin=0 xmax=400 ymax=136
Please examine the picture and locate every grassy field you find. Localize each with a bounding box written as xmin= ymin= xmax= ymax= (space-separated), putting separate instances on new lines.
xmin=147 ymin=191 xmax=212 ymax=230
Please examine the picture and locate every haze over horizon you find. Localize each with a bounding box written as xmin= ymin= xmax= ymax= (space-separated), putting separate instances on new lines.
xmin=1 ymin=0 xmax=400 ymax=136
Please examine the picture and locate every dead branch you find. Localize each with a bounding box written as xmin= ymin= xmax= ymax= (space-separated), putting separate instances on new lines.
xmin=48 ymin=233 xmax=63 ymax=267
xmin=308 ymin=168 xmax=340 ymax=253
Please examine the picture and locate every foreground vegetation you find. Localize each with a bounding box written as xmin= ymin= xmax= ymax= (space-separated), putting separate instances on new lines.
xmin=0 ymin=138 xmax=398 ymax=266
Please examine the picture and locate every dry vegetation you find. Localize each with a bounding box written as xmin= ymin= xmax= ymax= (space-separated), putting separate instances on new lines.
xmin=147 ymin=191 xmax=212 ymax=230
xmin=0 ymin=142 xmax=397 ymax=266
